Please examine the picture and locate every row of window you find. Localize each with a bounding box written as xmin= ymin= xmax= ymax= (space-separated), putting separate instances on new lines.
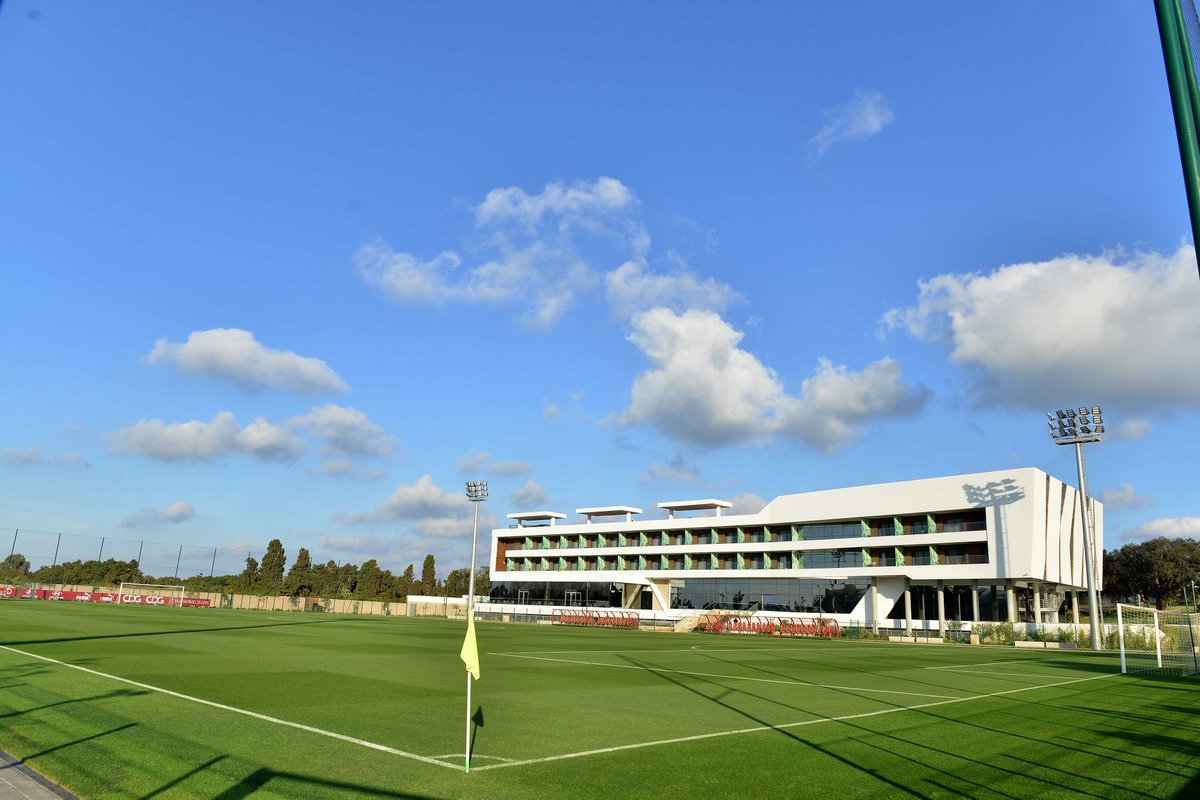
xmin=502 ymin=546 xmax=989 ymax=573
xmin=502 ymin=515 xmax=986 ymax=552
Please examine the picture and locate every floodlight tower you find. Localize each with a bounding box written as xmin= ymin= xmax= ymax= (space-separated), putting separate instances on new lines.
xmin=463 ymin=480 xmax=487 ymax=768
xmin=1047 ymin=405 xmax=1105 ymax=650
xmin=464 ymin=480 xmax=488 ymax=615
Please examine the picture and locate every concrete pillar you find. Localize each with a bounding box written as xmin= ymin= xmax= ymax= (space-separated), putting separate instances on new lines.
xmin=1006 ymin=582 xmax=1018 ymax=623
xmin=1072 ymin=591 xmax=1080 ymax=625
xmin=904 ymin=582 xmax=912 ymax=637
xmin=936 ymin=583 xmax=946 ymax=638
xmin=971 ymin=583 xmax=980 ymax=623
xmin=1032 ymin=584 xmax=1042 ymax=626
xmin=870 ymin=581 xmax=879 ymax=635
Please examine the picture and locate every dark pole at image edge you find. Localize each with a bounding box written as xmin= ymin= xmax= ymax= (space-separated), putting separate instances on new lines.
xmin=1155 ymin=0 xmax=1200 ymax=277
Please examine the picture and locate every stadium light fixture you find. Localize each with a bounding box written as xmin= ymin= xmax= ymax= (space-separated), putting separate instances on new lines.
xmin=1047 ymin=405 xmax=1105 ymax=650
xmin=462 ymin=479 xmax=488 ymax=768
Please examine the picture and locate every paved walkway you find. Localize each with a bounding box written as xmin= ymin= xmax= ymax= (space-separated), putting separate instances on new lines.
xmin=0 ymin=751 xmax=77 ymax=800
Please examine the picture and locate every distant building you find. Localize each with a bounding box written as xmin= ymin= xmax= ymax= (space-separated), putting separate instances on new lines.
xmin=486 ymin=468 xmax=1103 ymax=631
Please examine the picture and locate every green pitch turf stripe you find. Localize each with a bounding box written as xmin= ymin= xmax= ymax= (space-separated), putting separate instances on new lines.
xmin=0 ymin=644 xmax=460 ymax=771
xmin=470 ymin=670 xmax=1115 ymax=771
xmin=493 ymin=652 xmax=961 ymax=698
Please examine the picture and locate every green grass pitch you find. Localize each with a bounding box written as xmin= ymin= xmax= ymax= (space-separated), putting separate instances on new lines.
xmin=1 ymin=602 xmax=1198 ymax=799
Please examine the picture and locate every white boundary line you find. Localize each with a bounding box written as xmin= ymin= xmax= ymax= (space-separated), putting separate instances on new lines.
xmin=1 ymin=642 xmax=1114 ymax=775
xmin=0 ymin=644 xmax=461 ymax=771
xmin=471 ymin=671 xmax=1115 ymax=771
xmin=494 ymin=652 xmax=961 ymax=699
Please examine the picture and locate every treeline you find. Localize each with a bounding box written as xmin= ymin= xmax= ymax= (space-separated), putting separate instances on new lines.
xmin=1104 ymin=537 xmax=1200 ymax=610
xmin=0 ymin=538 xmax=489 ymax=603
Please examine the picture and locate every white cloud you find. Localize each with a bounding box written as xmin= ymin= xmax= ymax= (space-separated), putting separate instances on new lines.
xmin=354 ymin=243 xmax=465 ymax=305
xmin=780 ymin=357 xmax=930 ymax=452
xmin=728 ymin=492 xmax=768 ymax=516
xmin=1099 ymin=483 xmax=1152 ymax=510
xmin=457 ymin=449 xmax=491 ymax=472
xmin=2 ymin=446 xmax=46 ymax=465
xmin=288 ymin=404 xmax=398 ymax=457
xmin=58 ymin=451 xmax=90 ymax=467
xmin=122 ymin=501 xmax=195 ymax=528
xmin=1111 ymin=418 xmax=1153 ymax=441
xmin=639 ymin=452 xmax=699 ymax=485
xmin=1121 ymin=517 xmax=1200 ymax=541
xmin=335 ymin=474 xmax=496 ymax=538
xmin=621 ymin=308 xmax=927 ymax=450
xmin=488 ymin=459 xmax=532 ymax=477
xmin=511 ymin=479 xmax=549 ymax=509
xmin=315 ymin=458 xmax=387 ymax=482
xmin=605 ymin=260 xmax=740 ymax=319
xmin=146 ymin=328 xmax=348 ymax=394
xmin=475 ymin=176 xmax=636 ymax=229
xmin=108 ymin=411 xmax=305 ymax=462
xmin=883 ymin=246 xmax=1200 ymax=409
xmin=358 ymin=178 xmax=645 ymax=329
xmin=807 ymin=89 xmax=895 ymax=162
xmin=542 ymin=401 xmax=561 ymax=420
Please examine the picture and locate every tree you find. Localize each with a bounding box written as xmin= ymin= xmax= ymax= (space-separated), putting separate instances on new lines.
xmin=443 ymin=568 xmax=470 ymax=598
xmin=337 ymin=562 xmax=358 ymax=597
xmin=311 ymin=560 xmax=339 ymax=597
xmin=474 ymin=566 xmax=490 ymax=598
xmin=419 ymin=554 xmax=437 ymax=596
xmin=239 ymin=557 xmax=260 ymax=593
xmin=1104 ymin=538 xmax=1200 ymax=608
xmin=1 ymin=553 xmax=30 ymax=581
xmin=259 ymin=539 xmax=287 ymax=596
xmin=356 ymin=559 xmax=388 ymax=600
xmin=396 ymin=564 xmax=414 ymax=599
xmin=283 ymin=547 xmax=313 ymax=597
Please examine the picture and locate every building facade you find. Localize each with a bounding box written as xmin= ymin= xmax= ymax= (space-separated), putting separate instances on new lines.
xmin=486 ymin=468 xmax=1103 ymax=631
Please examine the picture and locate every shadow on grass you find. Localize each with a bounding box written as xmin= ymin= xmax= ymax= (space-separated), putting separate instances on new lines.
xmin=619 ymin=653 xmax=932 ymax=798
xmin=22 ymin=722 xmax=138 ymax=761
xmin=0 ymin=688 xmax=148 ymax=719
xmin=138 ymin=755 xmax=226 ymax=800
xmin=469 ymin=705 xmax=484 ymax=763
xmin=210 ymin=767 xmax=441 ymax=799
xmin=622 ymin=645 xmax=1168 ymax=799
xmin=1 ymin=616 xmax=356 ymax=647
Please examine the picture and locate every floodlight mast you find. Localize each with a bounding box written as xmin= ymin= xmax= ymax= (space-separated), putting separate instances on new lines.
xmin=463 ymin=480 xmax=487 ymax=771
xmin=1047 ymin=405 xmax=1105 ymax=650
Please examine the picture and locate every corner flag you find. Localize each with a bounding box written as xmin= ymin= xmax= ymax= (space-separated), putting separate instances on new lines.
xmin=460 ymin=616 xmax=480 ymax=680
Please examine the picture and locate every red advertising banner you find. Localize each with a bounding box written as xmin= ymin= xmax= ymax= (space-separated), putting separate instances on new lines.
xmin=0 ymin=587 xmax=210 ymax=607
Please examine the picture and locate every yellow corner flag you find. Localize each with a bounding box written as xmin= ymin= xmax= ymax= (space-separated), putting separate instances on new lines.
xmin=460 ymin=616 xmax=480 ymax=680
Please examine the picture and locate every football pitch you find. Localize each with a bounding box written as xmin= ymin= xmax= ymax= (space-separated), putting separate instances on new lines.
xmin=1 ymin=603 xmax=1198 ymax=799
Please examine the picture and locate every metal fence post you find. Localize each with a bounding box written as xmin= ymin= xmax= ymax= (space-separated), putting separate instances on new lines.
xmin=50 ymin=532 xmax=62 ymax=589
xmin=92 ymin=536 xmax=106 ymax=590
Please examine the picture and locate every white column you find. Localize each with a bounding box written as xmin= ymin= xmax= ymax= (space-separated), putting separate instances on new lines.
xmin=971 ymin=583 xmax=980 ymax=623
xmin=937 ymin=583 xmax=946 ymax=638
xmin=870 ymin=581 xmax=879 ymax=635
xmin=903 ymin=582 xmax=912 ymax=637
xmin=1032 ymin=584 xmax=1042 ymax=626
xmin=1006 ymin=582 xmax=1018 ymax=623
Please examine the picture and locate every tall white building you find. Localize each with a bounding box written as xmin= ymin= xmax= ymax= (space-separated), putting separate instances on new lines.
xmin=486 ymin=468 xmax=1103 ymax=631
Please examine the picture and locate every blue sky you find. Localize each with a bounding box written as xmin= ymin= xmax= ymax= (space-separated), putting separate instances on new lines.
xmin=2 ymin=2 xmax=1197 ymax=577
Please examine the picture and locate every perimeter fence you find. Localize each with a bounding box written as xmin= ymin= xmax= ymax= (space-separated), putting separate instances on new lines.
xmin=0 ymin=527 xmax=341 ymax=591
